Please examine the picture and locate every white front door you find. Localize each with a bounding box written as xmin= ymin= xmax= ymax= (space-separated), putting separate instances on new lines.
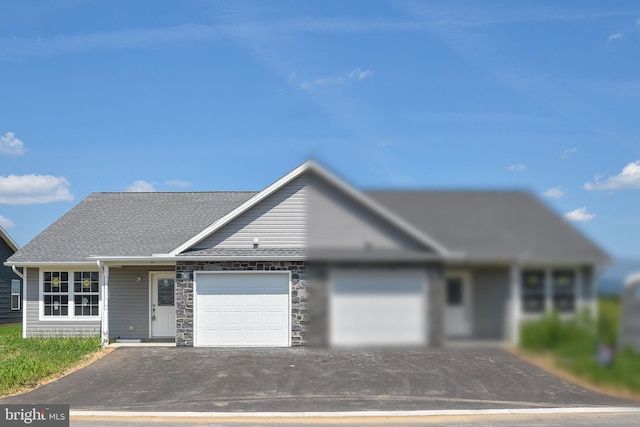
xmin=445 ymin=272 xmax=472 ymax=338
xmin=151 ymin=273 xmax=176 ymax=337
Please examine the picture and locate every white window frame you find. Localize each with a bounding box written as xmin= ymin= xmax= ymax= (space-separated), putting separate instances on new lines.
xmin=39 ymin=269 xmax=102 ymax=321
xmin=11 ymin=279 xmax=21 ymax=311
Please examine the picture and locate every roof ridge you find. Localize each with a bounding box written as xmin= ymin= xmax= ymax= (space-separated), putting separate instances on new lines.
xmin=90 ymin=191 xmax=259 ymax=194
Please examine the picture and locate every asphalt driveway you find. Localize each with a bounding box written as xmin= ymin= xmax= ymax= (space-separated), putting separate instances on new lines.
xmin=1 ymin=347 xmax=637 ymax=412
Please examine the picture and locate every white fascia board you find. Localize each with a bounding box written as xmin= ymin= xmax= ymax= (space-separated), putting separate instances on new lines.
xmin=169 ymin=161 xmax=311 ymax=256
xmin=86 ymin=256 xmax=176 ymax=265
xmin=4 ymin=261 xmax=96 ymax=267
xmin=307 ymin=161 xmax=450 ymax=256
xmin=0 ymin=225 xmax=19 ymax=252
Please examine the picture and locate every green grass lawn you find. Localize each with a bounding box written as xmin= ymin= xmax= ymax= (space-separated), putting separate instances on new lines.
xmin=0 ymin=324 xmax=102 ymax=396
xmin=520 ymin=298 xmax=640 ymax=394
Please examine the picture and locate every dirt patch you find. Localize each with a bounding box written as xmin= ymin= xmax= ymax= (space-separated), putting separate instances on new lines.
xmin=507 ymin=346 xmax=640 ymax=401
xmin=1 ymin=347 xmax=115 ymax=398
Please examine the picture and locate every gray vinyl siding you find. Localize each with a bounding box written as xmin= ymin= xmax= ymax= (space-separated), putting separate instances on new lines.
xmin=308 ymin=172 xmax=425 ymax=250
xmin=25 ymin=268 xmax=100 ymax=337
xmin=108 ymin=266 xmax=173 ymax=339
xmin=196 ymin=176 xmax=307 ymax=250
xmin=471 ymin=267 xmax=509 ymax=340
xmin=0 ymin=238 xmax=20 ymax=324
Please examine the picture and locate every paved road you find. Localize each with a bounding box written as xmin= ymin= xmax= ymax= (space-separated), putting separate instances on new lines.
xmin=1 ymin=347 xmax=637 ymax=412
xmin=69 ymin=413 xmax=640 ymax=427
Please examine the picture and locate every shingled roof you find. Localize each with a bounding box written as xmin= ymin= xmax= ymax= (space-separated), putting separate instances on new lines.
xmin=8 ymin=192 xmax=256 ymax=263
xmin=7 ymin=175 xmax=609 ymax=265
xmin=366 ymin=190 xmax=609 ymax=264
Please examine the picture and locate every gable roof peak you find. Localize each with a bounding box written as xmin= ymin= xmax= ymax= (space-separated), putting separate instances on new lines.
xmin=0 ymin=225 xmax=19 ymax=252
xmin=170 ymin=159 xmax=450 ymax=256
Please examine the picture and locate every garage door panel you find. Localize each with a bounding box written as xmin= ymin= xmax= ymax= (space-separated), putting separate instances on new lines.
xmin=264 ymin=311 xmax=284 ymax=325
xmin=195 ymin=273 xmax=290 ymax=347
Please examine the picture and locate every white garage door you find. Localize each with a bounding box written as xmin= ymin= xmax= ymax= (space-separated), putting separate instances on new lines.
xmin=194 ymin=272 xmax=290 ymax=347
xmin=330 ymin=269 xmax=428 ymax=347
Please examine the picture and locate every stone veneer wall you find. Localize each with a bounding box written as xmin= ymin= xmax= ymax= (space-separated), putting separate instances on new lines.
xmin=175 ymin=260 xmax=307 ymax=347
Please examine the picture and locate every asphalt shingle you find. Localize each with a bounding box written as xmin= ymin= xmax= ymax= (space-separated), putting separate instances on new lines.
xmin=366 ymin=190 xmax=609 ymax=264
xmin=8 ymin=192 xmax=257 ymax=263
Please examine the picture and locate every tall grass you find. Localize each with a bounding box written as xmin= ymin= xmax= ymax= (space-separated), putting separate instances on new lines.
xmin=520 ymin=298 xmax=640 ymax=393
xmin=0 ymin=324 xmax=102 ymax=396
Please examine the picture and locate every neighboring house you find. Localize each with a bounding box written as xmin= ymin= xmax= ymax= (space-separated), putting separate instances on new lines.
xmin=0 ymin=225 xmax=21 ymax=324
xmin=5 ymin=161 xmax=609 ymax=347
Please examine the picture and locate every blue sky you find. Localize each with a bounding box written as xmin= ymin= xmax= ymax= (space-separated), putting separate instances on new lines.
xmin=0 ymin=0 xmax=639 ymax=259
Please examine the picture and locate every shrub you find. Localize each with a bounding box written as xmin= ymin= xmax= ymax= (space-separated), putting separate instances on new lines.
xmin=519 ymin=299 xmax=640 ymax=393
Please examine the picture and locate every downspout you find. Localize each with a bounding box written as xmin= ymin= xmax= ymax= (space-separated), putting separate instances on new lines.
xmin=97 ymin=260 xmax=110 ymax=347
xmin=11 ymin=265 xmax=24 ymax=279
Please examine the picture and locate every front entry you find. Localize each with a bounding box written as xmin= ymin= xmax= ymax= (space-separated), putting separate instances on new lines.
xmin=445 ymin=272 xmax=472 ymax=338
xmin=150 ymin=273 xmax=176 ymax=338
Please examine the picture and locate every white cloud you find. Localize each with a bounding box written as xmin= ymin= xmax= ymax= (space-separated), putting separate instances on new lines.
xmin=542 ymin=187 xmax=565 ymax=199
xmin=349 ymin=68 xmax=373 ymax=80
xmin=507 ymin=163 xmax=528 ymax=172
xmin=0 ymin=175 xmax=73 ymax=205
xmin=300 ymin=68 xmax=373 ymax=89
xmin=165 ymin=180 xmax=191 ymax=188
xmin=583 ymin=160 xmax=640 ymax=191
xmin=0 ymin=132 xmax=25 ymax=156
xmin=565 ymin=207 xmax=596 ymax=222
xmin=561 ymin=147 xmax=577 ymax=158
xmin=608 ymin=32 xmax=622 ymax=41
xmin=0 ymin=214 xmax=15 ymax=229
xmin=126 ymin=180 xmax=156 ymax=192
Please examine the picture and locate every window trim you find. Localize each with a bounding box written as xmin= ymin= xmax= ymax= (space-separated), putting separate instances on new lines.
xmin=39 ymin=268 xmax=101 ymax=321
xmin=11 ymin=279 xmax=21 ymax=311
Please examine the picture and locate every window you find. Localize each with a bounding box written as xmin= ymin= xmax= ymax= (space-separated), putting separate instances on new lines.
xmin=11 ymin=279 xmax=20 ymax=311
xmin=43 ymin=271 xmax=69 ymax=316
xmin=74 ymin=272 xmax=99 ymax=316
xmin=42 ymin=270 xmax=100 ymax=318
xmin=446 ymin=278 xmax=463 ymax=306
xmin=552 ymin=270 xmax=575 ymax=312
xmin=522 ymin=270 xmax=545 ymax=313
xmin=521 ymin=268 xmax=578 ymax=314
xmin=157 ymin=278 xmax=174 ymax=306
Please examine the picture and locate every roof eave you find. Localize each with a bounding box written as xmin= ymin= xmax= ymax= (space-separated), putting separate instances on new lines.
xmin=4 ymin=261 xmax=98 ymax=267
xmin=0 ymin=225 xmax=19 ymax=252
